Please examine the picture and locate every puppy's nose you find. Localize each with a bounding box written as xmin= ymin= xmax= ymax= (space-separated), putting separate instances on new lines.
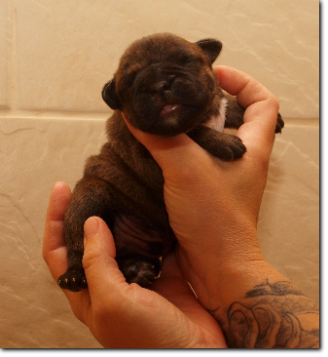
xmin=151 ymin=75 xmax=176 ymax=95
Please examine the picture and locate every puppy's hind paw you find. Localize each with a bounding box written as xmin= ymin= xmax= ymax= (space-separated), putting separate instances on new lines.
xmin=58 ymin=269 xmax=88 ymax=292
xmin=117 ymin=257 xmax=160 ymax=288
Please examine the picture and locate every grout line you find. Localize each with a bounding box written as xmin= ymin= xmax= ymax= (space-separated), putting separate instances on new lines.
xmin=0 ymin=109 xmax=111 ymax=121
xmin=0 ymin=111 xmax=319 ymax=126
xmin=282 ymin=118 xmax=319 ymax=126
xmin=3 ymin=1 xmax=319 ymax=129
xmin=9 ymin=0 xmax=17 ymax=111
xmin=3 ymin=4 xmax=318 ymax=128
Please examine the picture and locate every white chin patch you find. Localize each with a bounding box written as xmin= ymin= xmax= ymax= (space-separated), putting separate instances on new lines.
xmin=202 ymin=97 xmax=227 ymax=133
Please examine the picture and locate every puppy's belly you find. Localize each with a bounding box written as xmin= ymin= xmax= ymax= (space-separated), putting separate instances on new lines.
xmin=113 ymin=213 xmax=174 ymax=259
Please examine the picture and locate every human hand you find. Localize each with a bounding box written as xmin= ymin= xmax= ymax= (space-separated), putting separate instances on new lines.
xmin=124 ymin=66 xmax=280 ymax=308
xmin=43 ymin=182 xmax=227 ymax=348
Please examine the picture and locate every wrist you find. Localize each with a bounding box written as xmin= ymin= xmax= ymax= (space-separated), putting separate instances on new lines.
xmin=192 ymin=256 xmax=285 ymax=312
xmin=177 ymin=233 xmax=276 ymax=302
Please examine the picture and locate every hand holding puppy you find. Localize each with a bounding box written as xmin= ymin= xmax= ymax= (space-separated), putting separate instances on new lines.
xmin=43 ymin=66 xmax=318 ymax=348
xmin=125 ymin=66 xmax=318 ymax=348
xmin=124 ymin=65 xmax=280 ymax=308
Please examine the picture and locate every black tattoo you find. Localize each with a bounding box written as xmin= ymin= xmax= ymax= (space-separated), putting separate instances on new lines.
xmin=210 ymin=280 xmax=319 ymax=348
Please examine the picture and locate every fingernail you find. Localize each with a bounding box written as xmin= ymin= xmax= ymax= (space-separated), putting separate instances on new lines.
xmin=84 ymin=217 xmax=99 ymax=242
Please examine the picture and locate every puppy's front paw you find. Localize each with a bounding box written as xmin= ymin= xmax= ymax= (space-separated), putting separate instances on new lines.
xmin=58 ymin=267 xmax=87 ymax=292
xmin=275 ymin=113 xmax=284 ymax=133
xmin=217 ymin=134 xmax=246 ymax=161
xmin=117 ymin=257 xmax=160 ymax=288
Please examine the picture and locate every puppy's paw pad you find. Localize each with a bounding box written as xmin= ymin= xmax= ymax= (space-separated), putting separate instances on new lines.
xmin=58 ymin=270 xmax=88 ymax=292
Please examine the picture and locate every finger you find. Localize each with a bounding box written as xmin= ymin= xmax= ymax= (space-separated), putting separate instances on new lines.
xmin=215 ymin=65 xmax=279 ymax=111
xmin=43 ymin=182 xmax=71 ymax=280
xmin=42 ymin=185 xmax=94 ymax=326
xmin=215 ymin=66 xmax=279 ymax=159
xmin=62 ymin=216 xmax=123 ymax=326
xmin=82 ymin=217 xmax=127 ymax=302
xmin=43 ymin=182 xmax=71 ymax=252
xmin=80 ymin=217 xmax=135 ymax=326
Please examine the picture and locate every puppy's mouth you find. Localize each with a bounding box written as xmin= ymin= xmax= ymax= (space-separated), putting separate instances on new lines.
xmin=146 ymin=102 xmax=198 ymax=136
xmin=160 ymin=104 xmax=181 ymax=117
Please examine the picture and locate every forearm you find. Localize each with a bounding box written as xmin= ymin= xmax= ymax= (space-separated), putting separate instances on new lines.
xmin=197 ymin=259 xmax=320 ymax=348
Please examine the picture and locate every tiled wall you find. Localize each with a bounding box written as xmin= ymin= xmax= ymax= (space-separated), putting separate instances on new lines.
xmin=0 ymin=0 xmax=319 ymax=348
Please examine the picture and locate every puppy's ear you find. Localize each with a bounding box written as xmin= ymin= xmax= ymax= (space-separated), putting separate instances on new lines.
xmin=102 ymin=78 xmax=122 ymax=110
xmin=195 ymin=39 xmax=222 ymax=65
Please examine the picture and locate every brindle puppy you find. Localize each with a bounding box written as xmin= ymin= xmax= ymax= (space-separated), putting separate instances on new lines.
xmin=58 ymin=33 xmax=284 ymax=292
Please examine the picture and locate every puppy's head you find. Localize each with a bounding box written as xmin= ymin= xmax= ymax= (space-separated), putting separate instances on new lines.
xmin=102 ymin=33 xmax=222 ymax=136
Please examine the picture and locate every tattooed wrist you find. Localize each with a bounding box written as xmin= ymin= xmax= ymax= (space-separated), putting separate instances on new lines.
xmin=209 ymin=280 xmax=319 ymax=348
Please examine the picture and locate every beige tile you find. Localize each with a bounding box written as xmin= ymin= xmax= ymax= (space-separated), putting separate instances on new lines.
xmin=0 ymin=116 xmax=319 ymax=347
xmin=14 ymin=0 xmax=318 ymax=118
xmin=15 ymin=0 xmax=113 ymax=112
xmin=0 ymin=0 xmax=320 ymax=348
xmin=259 ymin=124 xmax=319 ymax=303
xmin=0 ymin=0 xmax=12 ymax=109
xmin=0 ymin=117 xmax=106 ymax=348
xmin=216 ymin=0 xmax=319 ymax=119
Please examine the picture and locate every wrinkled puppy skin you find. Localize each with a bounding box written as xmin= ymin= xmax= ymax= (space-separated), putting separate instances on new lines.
xmin=58 ymin=33 xmax=284 ymax=292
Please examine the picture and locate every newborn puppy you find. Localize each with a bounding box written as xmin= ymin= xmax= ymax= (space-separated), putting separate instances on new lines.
xmin=58 ymin=33 xmax=284 ymax=292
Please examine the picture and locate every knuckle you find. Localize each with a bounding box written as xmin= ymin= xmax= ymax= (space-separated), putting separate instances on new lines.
xmin=267 ymin=94 xmax=280 ymax=111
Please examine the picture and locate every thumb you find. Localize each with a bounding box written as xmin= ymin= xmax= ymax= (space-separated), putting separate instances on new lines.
xmin=123 ymin=114 xmax=211 ymax=179
xmin=83 ymin=217 xmax=126 ymax=296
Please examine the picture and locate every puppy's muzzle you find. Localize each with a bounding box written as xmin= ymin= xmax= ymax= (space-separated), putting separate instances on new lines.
xmin=150 ymin=75 xmax=176 ymax=97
